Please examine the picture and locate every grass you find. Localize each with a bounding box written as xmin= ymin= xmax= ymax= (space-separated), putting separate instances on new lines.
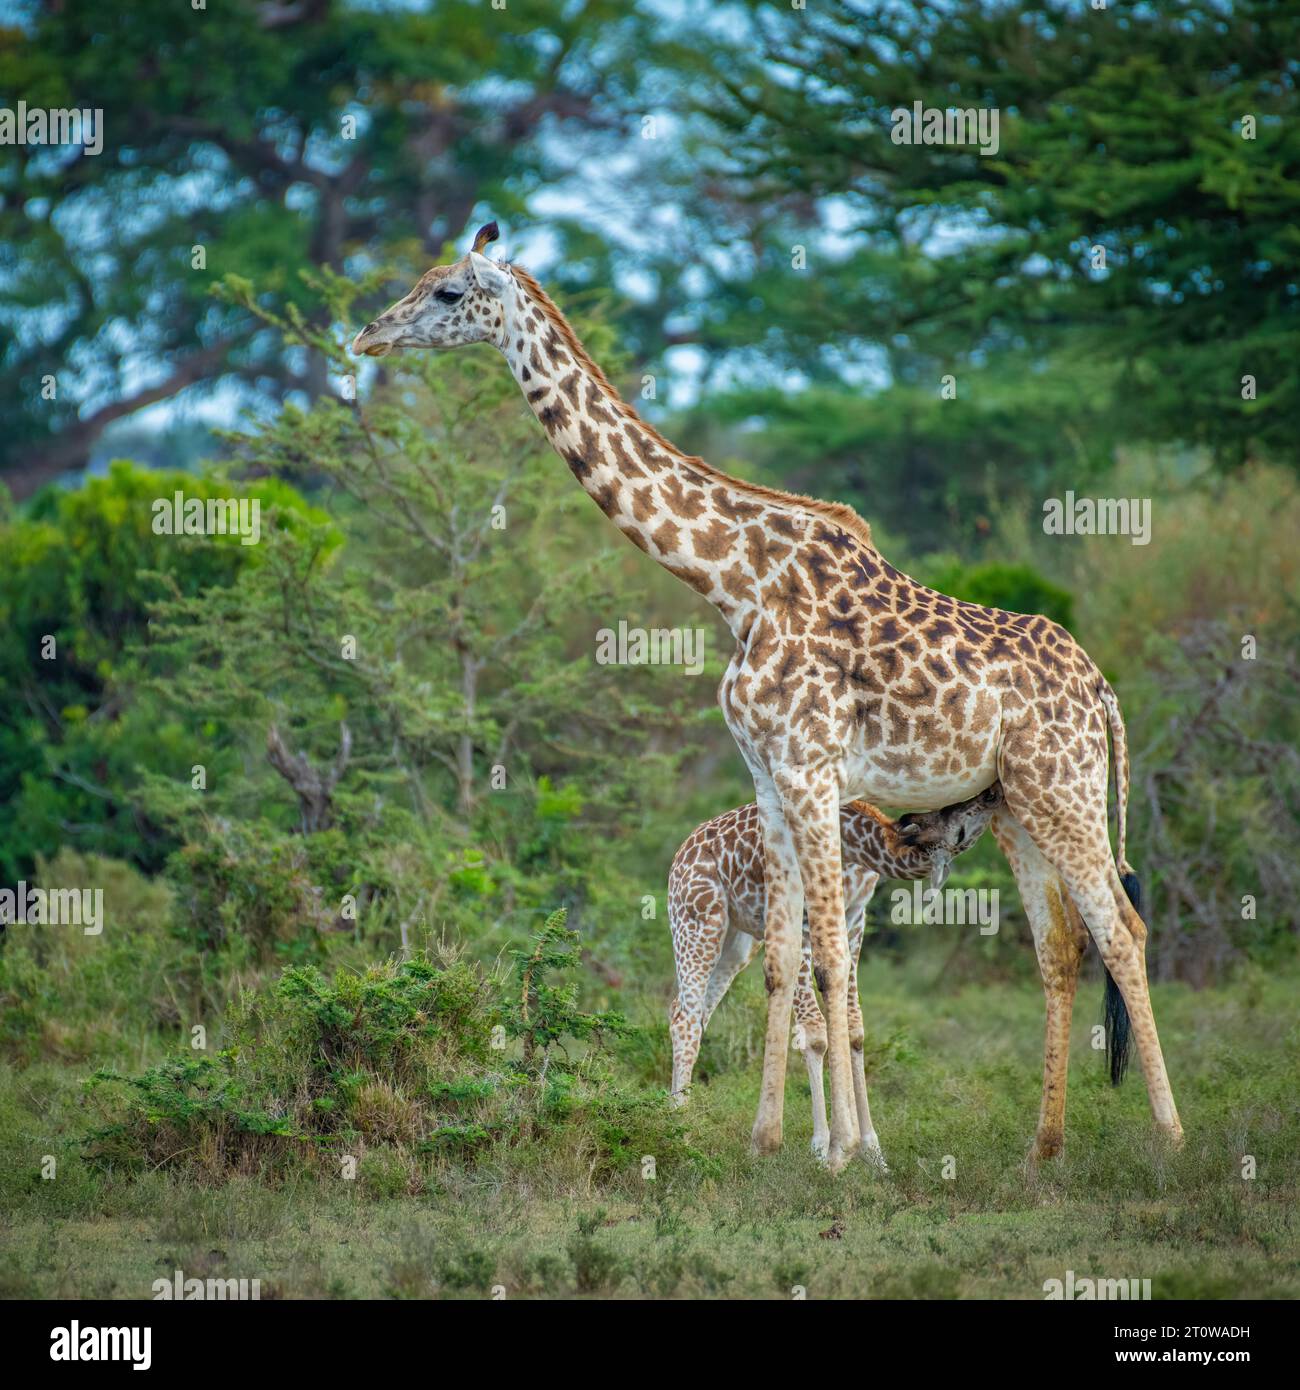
xmin=2 ymin=943 xmax=1296 ymax=1300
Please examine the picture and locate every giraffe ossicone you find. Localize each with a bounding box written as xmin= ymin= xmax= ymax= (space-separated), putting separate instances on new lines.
xmin=352 ymin=223 xmax=1183 ymax=1172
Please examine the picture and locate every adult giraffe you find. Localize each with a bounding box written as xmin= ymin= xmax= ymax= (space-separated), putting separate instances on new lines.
xmin=352 ymin=223 xmax=1182 ymax=1172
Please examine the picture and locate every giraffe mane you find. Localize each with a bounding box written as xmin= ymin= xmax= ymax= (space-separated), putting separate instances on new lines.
xmin=507 ymin=263 xmax=875 ymax=552
xmin=843 ymin=799 xmax=899 ymax=851
xmin=845 ymin=799 xmax=893 ymax=827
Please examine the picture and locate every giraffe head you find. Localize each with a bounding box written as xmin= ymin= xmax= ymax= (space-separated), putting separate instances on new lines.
xmin=894 ymin=783 xmax=1002 ymax=888
xmin=350 ymin=222 xmax=515 ymax=357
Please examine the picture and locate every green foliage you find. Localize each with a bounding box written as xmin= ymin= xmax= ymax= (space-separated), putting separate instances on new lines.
xmin=506 ymin=908 xmax=629 ymax=1064
xmin=120 ymin=272 xmax=717 ymax=964
xmin=664 ymin=0 xmax=1299 ymax=533
xmin=0 ymin=0 xmax=652 ymax=483
xmin=920 ymin=561 xmax=1076 ymax=632
xmin=1065 ymin=462 xmax=1300 ymax=971
xmin=84 ymin=916 xmax=687 ymax=1190
xmin=0 ymin=849 xmax=192 ymax=1064
xmin=0 ymin=461 xmax=328 ymax=877
xmin=3 ymin=954 xmax=1298 ymax=1298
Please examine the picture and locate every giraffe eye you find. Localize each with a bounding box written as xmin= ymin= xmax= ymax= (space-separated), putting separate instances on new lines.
xmin=435 ymin=288 xmax=464 ymax=305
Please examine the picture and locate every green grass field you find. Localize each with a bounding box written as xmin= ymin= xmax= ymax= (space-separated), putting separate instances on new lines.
xmin=3 ymin=947 xmax=1296 ymax=1300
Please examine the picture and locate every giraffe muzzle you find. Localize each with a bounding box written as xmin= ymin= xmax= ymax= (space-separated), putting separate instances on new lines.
xmin=351 ymin=323 xmax=395 ymax=357
xmin=929 ymin=848 xmax=953 ymax=889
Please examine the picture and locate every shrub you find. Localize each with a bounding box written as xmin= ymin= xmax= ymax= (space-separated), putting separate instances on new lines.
xmin=85 ymin=911 xmax=690 ymax=1191
xmin=921 ymin=560 xmax=1076 ymax=631
xmin=0 ymin=850 xmax=199 ymax=1062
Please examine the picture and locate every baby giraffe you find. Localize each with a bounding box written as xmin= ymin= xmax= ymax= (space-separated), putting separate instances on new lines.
xmin=667 ymin=784 xmax=1002 ymax=1167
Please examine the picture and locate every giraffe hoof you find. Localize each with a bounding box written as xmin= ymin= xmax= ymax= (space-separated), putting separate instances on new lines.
xmin=751 ymin=1127 xmax=783 ymax=1156
xmin=860 ymin=1137 xmax=890 ymax=1173
xmin=1031 ymin=1137 xmax=1064 ymax=1162
xmin=828 ymin=1128 xmax=856 ymax=1173
xmin=667 ymin=1090 xmax=688 ymax=1110
xmin=825 ymin=1142 xmax=853 ymax=1175
xmin=810 ymin=1135 xmax=830 ymax=1162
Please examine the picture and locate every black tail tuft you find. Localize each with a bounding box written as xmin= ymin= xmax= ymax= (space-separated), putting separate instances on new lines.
xmin=1119 ymin=871 xmax=1142 ymax=917
xmin=1105 ymin=872 xmax=1141 ymax=1087
xmin=1104 ymin=969 xmax=1130 ymax=1086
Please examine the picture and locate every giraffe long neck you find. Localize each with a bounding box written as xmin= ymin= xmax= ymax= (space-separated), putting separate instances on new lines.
xmin=496 ymin=274 xmax=775 ymax=632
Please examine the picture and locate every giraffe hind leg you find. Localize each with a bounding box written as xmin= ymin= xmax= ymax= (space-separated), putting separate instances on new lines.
xmin=992 ymin=810 xmax=1087 ymax=1160
xmin=1001 ymin=785 xmax=1182 ymax=1146
xmin=668 ymin=890 xmax=727 ymax=1107
xmin=703 ymin=927 xmax=760 ymax=1031
xmin=1059 ymin=851 xmax=1182 ymax=1142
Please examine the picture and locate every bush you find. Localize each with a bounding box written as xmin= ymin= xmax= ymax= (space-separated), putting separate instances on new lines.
xmin=0 ymin=850 xmax=199 ymax=1062
xmin=0 ymin=460 xmax=330 ymax=878
xmin=921 ymin=560 xmax=1076 ymax=632
xmin=85 ymin=911 xmax=692 ymax=1191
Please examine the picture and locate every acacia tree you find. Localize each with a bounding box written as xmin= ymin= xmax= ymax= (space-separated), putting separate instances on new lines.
xmin=0 ymin=0 xmax=646 ymax=496
xmin=135 ymin=264 xmax=716 ymax=942
xmin=654 ymin=0 xmax=1300 ymax=529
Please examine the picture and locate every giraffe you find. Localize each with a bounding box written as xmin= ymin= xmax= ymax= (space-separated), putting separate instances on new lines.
xmin=667 ymin=785 xmax=1001 ymax=1166
xmin=351 ymin=222 xmax=1183 ymax=1172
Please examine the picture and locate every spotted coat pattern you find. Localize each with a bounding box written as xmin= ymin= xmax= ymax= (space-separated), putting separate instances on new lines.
xmin=352 ymin=230 xmax=1183 ymax=1170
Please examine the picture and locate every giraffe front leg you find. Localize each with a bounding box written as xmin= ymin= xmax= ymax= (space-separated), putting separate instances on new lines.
xmin=750 ymin=788 xmax=803 ymax=1156
xmin=780 ymin=770 xmax=859 ymax=1173
xmin=794 ymin=942 xmax=830 ymax=1160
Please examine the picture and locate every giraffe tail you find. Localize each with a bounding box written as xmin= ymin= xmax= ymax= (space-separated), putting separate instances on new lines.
xmin=1098 ymin=679 xmax=1133 ymax=878
xmin=1103 ymin=868 xmax=1139 ymax=1087
xmin=1100 ymin=678 xmax=1136 ymax=1085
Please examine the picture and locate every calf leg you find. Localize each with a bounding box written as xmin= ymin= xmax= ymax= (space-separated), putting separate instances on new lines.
xmin=668 ymin=889 xmax=727 ymax=1106
xmin=793 ymin=943 xmax=830 ymax=1159
xmin=845 ymin=919 xmax=889 ymax=1170
xmin=703 ymin=927 xmax=761 ymax=1030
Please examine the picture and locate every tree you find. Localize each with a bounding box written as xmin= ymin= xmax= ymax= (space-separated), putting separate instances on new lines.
xmin=0 ymin=0 xmax=647 ymax=496
xmin=654 ymin=0 xmax=1300 ymax=522
xmin=130 ymin=264 xmax=716 ymax=944
xmin=0 ymin=459 xmax=319 ymax=878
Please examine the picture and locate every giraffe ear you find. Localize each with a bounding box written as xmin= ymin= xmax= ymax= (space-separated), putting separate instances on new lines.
xmin=469 ymin=251 xmax=511 ymax=299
